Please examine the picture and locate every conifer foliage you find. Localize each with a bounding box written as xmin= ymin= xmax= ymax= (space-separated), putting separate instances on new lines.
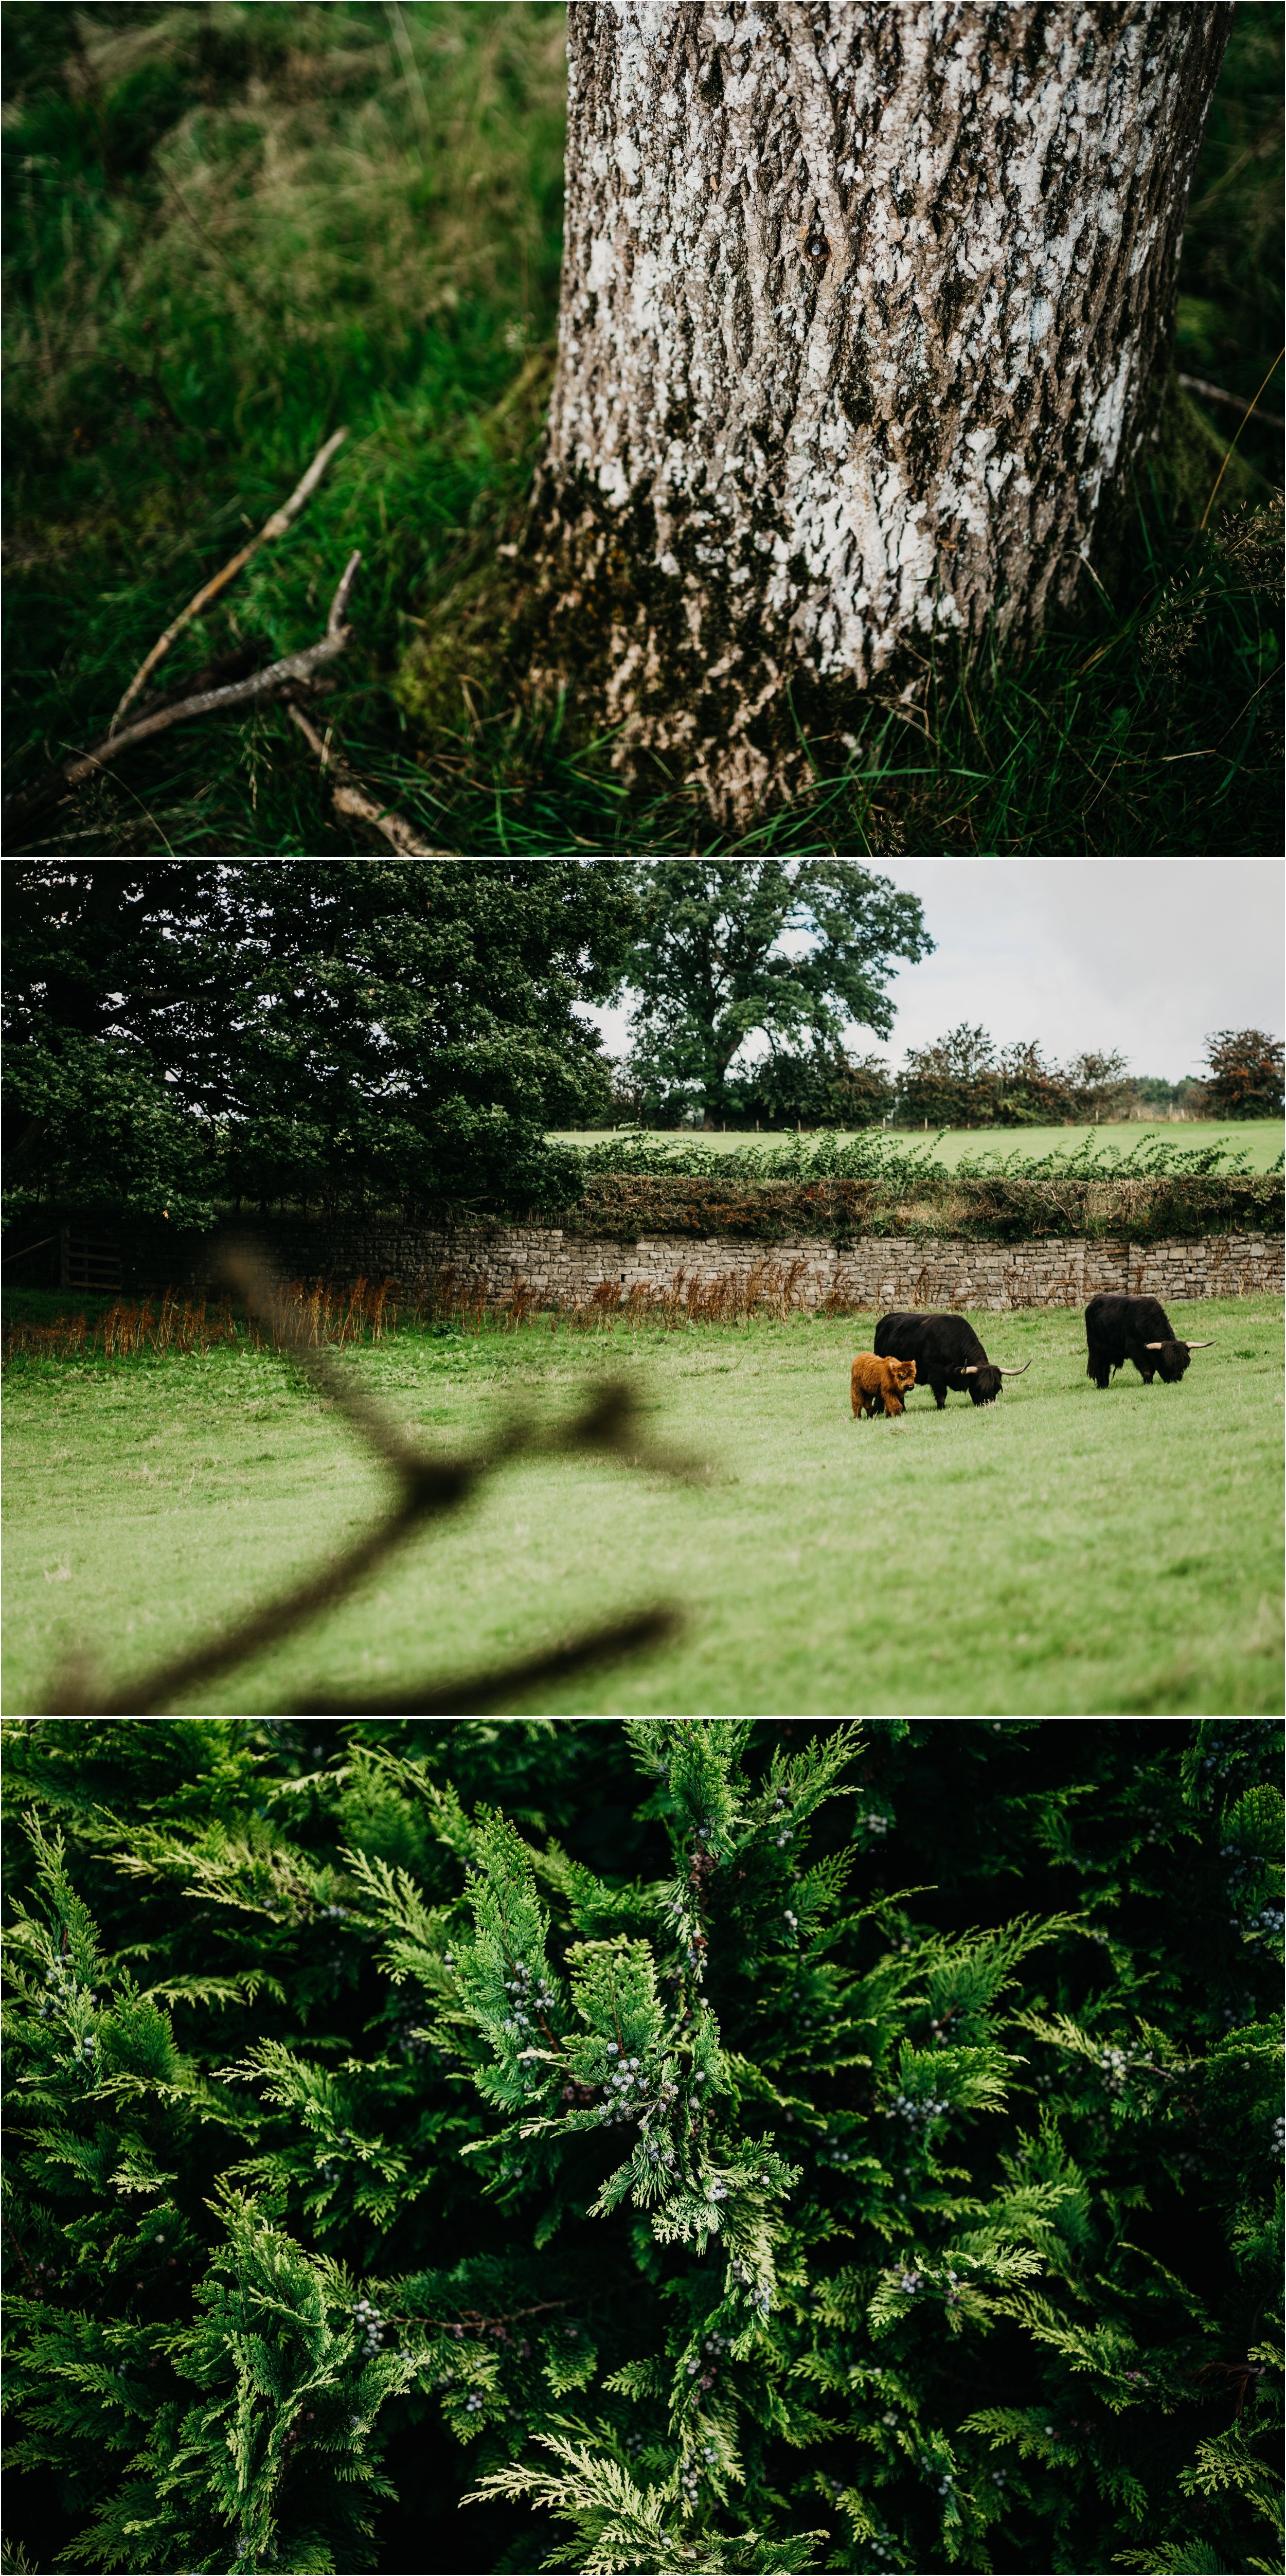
xmin=2 ymin=1718 xmax=1281 ymax=2576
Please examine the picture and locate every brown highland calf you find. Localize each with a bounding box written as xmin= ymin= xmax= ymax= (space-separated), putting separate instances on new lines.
xmin=851 ymin=1353 xmax=917 ymax=1419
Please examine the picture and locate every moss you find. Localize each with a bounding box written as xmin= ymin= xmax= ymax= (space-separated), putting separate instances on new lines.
xmin=394 ymin=551 xmax=522 ymax=737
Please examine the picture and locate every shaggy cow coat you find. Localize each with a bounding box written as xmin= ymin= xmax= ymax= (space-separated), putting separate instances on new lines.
xmin=873 ymin=1311 xmax=1031 ymax=1407
xmin=851 ymin=1353 xmax=918 ymax=1419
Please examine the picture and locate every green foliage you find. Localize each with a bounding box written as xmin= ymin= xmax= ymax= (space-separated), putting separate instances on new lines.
xmin=566 ymin=1127 xmax=1270 ymax=1190
xmin=2 ymin=5 xmax=1279 ymax=856
xmin=896 ymin=1027 xmax=1134 ymax=1134
xmin=557 ymin=1125 xmax=1282 ymax=1247
xmin=2 ymin=1030 xmax=217 ymax=1230
xmin=1174 ymin=1 xmax=1284 ymax=451
xmin=737 ymin=1047 xmax=897 ymax=1134
xmin=2 ymin=861 xmax=632 ymax=1225
xmin=1201 ymin=1032 xmax=1285 ymax=1122
xmin=3 ymin=1718 xmax=1281 ymax=2575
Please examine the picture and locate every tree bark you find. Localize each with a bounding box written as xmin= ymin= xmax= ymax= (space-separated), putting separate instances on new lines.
xmin=526 ymin=1 xmax=1231 ymax=826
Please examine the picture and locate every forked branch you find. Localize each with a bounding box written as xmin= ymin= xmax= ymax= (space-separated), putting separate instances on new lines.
xmin=42 ymin=1250 xmax=687 ymax=1719
xmin=4 ymin=557 xmax=360 ymax=828
xmin=111 ymin=426 xmax=350 ymax=730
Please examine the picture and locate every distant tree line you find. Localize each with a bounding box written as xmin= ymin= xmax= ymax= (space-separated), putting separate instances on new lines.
xmin=602 ymin=869 xmax=1281 ymax=1131
xmin=607 ymin=1023 xmax=1282 ymax=1132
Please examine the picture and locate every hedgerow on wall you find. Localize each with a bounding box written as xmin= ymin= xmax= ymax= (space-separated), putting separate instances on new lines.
xmin=1 ymin=1719 xmax=1281 ymax=2576
xmin=561 ymin=1132 xmax=1284 ymax=1246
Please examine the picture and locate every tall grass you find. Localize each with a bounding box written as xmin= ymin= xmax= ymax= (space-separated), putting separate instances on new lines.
xmin=2 ymin=1274 xmax=403 ymax=1367
xmin=0 ymin=1261 xmax=880 ymax=1363
xmin=3 ymin=1 xmax=1281 ymax=856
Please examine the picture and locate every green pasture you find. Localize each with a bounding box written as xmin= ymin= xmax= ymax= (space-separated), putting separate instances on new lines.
xmin=3 ymin=0 xmax=1281 ymax=856
xmin=4 ymin=1298 xmax=1281 ymax=1720
xmin=552 ymin=1121 xmax=1286 ymax=1171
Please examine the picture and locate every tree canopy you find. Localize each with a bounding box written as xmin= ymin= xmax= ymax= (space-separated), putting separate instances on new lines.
xmin=897 ymin=1026 xmax=1134 ymax=1131
xmin=3 ymin=863 xmax=634 ymax=1222
xmin=623 ymin=865 xmax=932 ymax=1128
xmin=1201 ymin=1029 xmax=1284 ymax=1120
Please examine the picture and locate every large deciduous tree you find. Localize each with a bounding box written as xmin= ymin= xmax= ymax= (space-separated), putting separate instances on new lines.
xmin=1201 ymin=1027 xmax=1284 ymax=1120
xmin=624 ymin=860 xmax=931 ymax=1124
xmin=525 ymin=2 xmax=1231 ymax=824
xmin=744 ymin=1042 xmax=896 ymax=1130
xmin=2 ymin=863 xmax=633 ymax=1221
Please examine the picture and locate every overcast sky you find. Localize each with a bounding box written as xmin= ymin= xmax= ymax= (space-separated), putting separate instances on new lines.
xmin=583 ymin=858 xmax=1284 ymax=1084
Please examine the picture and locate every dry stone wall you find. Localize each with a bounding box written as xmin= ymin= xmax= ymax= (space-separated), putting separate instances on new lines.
xmin=185 ymin=1223 xmax=1283 ymax=1312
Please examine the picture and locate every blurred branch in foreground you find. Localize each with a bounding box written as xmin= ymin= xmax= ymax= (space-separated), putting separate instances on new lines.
xmin=41 ymin=1249 xmax=689 ymax=1720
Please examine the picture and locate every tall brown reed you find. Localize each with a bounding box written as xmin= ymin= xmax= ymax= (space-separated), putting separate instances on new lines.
xmin=1 ymin=1277 xmax=404 ymax=1368
xmin=539 ymin=1257 xmax=825 ymax=1334
xmin=3 ymin=1253 xmax=912 ymax=1370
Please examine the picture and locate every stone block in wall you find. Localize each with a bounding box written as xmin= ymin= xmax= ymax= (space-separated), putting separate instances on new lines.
xmin=162 ymin=1217 xmax=1282 ymax=1314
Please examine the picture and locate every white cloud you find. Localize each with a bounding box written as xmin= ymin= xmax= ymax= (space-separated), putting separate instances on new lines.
xmin=577 ymin=859 xmax=1284 ymax=1086
xmin=873 ymin=858 xmax=1284 ymax=1081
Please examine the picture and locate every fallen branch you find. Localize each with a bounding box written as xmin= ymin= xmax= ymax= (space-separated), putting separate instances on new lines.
xmin=3 ymin=556 xmax=360 ymax=829
xmin=286 ymin=700 xmax=448 ymax=856
xmin=111 ymin=426 xmax=349 ymax=730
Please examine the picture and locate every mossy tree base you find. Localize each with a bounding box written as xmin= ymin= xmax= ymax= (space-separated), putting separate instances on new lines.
xmin=493 ymin=1 xmax=1231 ymax=828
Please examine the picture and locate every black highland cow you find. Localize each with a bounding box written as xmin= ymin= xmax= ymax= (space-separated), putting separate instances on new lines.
xmin=873 ymin=1312 xmax=1032 ymax=1409
xmin=1084 ymin=1294 xmax=1213 ymax=1389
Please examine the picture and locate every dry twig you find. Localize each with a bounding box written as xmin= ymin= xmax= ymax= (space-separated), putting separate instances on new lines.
xmin=4 ymin=557 xmax=360 ymax=831
xmin=287 ymin=701 xmax=448 ymax=856
xmin=111 ymin=427 xmax=349 ymax=730
xmin=1178 ymin=372 xmax=1285 ymax=435
xmin=41 ymin=1248 xmax=687 ymax=1719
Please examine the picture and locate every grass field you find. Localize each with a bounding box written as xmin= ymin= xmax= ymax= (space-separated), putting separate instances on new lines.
xmin=4 ymin=1298 xmax=1281 ymax=1719
xmin=3 ymin=0 xmax=1282 ymax=857
xmin=552 ymin=1122 xmax=1286 ymax=1171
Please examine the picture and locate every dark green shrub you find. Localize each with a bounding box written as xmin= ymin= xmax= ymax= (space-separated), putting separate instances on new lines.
xmin=2 ymin=1719 xmax=1281 ymax=2574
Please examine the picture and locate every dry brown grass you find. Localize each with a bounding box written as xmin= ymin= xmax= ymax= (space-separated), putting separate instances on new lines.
xmin=3 ymin=1275 xmax=404 ymax=1366
xmin=496 ymin=1256 xmax=829 ymax=1332
xmin=4 ymin=1294 xmax=238 ymax=1365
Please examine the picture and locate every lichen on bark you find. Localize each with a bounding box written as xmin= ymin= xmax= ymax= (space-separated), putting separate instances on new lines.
xmin=518 ymin=0 xmax=1231 ymax=825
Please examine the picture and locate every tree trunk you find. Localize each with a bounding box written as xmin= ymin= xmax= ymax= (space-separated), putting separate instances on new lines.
xmin=526 ymin=1 xmax=1230 ymax=826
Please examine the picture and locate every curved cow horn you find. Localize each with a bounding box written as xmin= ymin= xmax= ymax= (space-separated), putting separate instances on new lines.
xmin=962 ymin=1365 xmax=979 ymax=1373
xmin=1144 ymin=1340 xmax=1165 ymax=1349
xmin=1182 ymin=1339 xmax=1214 ymax=1350
xmin=997 ymin=1359 xmax=1032 ymax=1376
